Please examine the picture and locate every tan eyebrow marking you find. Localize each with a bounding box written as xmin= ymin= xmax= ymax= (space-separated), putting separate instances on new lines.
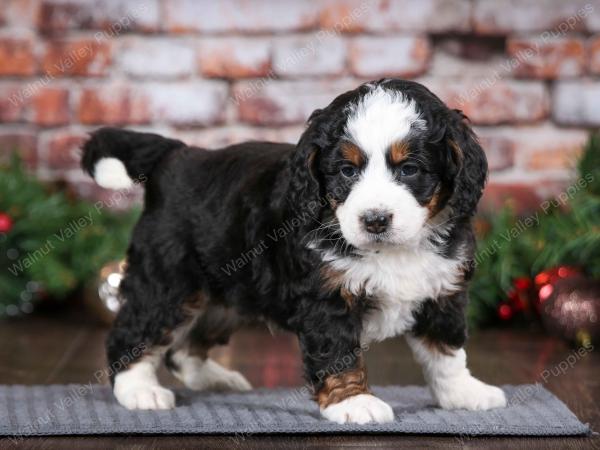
xmin=341 ymin=142 xmax=365 ymax=167
xmin=390 ymin=141 xmax=410 ymax=165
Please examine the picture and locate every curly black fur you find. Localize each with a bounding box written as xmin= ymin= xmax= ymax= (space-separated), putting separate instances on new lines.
xmin=81 ymin=78 xmax=488 ymax=396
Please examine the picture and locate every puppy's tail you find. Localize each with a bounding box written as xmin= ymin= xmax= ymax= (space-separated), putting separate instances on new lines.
xmin=81 ymin=127 xmax=184 ymax=189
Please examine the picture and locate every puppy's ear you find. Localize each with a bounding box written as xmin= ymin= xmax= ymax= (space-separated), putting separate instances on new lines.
xmin=288 ymin=109 xmax=324 ymax=215
xmin=445 ymin=110 xmax=488 ymax=218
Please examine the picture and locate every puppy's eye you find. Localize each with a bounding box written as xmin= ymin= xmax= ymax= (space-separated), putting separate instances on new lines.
xmin=399 ymin=163 xmax=419 ymax=177
xmin=340 ymin=165 xmax=358 ymax=178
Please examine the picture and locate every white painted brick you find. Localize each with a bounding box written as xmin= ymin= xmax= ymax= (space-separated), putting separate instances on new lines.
xmin=349 ymin=36 xmax=430 ymax=78
xmin=144 ymin=82 xmax=229 ymax=127
xmin=553 ymin=80 xmax=600 ymax=126
xmin=273 ymin=35 xmax=346 ymax=77
xmin=118 ymin=38 xmax=195 ymax=79
xmin=164 ymin=0 xmax=317 ymax=33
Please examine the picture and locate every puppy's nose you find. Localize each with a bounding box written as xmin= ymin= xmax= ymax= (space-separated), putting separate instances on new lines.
xmin=361 ymin=210 xmax=392 ymax=234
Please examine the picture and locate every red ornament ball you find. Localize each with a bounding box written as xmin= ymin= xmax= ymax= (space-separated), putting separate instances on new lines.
xmin=0 ymin=213 xmax=13 ymax=233
xmin=498 ymin=302 xmax=514 ymax=321
xmin=534 ymin=266 xmax=583 ymax=312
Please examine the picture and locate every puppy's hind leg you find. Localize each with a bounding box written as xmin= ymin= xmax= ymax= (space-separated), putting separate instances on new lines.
xmin=165 ymin=304 xmax=252 ymax=392
xmin=107 ymin=273 xmax=200 ymax=410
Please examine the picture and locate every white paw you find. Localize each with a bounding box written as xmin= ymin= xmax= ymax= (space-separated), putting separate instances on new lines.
xmin=115 ymin=384 xmax=175 ymax=410
xmin=184 ymin=359 xmax=252 ymax=392
xmin=435 ymin=375 xmax=507 ymax=411
xmin=321 ymin=394 xmax=394 ymax=425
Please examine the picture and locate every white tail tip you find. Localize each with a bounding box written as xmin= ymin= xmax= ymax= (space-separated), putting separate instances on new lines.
xmin=94 ymin=157 xmax=133 ymax=190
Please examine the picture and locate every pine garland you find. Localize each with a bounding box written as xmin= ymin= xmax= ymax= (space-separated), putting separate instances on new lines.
xmin=0 ymin=155 xmax=138 ymax=318
xmin=468 ymin=133 xmax=600 ymax=328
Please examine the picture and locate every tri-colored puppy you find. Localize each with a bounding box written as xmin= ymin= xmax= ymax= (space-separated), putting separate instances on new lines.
xmin=82 ymin=78 xmax=506 ymax=424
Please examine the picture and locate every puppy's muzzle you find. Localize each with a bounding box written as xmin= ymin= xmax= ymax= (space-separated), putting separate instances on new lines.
xmin=361 ymin=210 xmax=392 ymax=234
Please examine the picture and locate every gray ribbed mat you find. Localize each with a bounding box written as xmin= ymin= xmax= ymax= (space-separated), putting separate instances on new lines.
xmin=0 ymin=384 xmax=590 ymax=437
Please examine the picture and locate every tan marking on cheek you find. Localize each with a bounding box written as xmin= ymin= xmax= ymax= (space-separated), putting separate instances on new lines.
xmin=390 ymin=141 xmax=410 ymax=165
xmin=316 ymin=356 xmax=370 ymax=409
xmin=427 ymin=182 xmax=454 ymax=219
xmin=427 ymin=186 xmax=442 ymax=218
xmin=341 ymin=142 xmax=364 ymax=167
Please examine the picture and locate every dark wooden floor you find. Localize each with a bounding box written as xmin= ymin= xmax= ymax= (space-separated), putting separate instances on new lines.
xmin=0 ymin=310 xmax=598 ymax=449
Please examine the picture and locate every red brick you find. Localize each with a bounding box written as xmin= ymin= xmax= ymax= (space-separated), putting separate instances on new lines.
xmin=0 ymin=37 xmax=36 ymax=76
xmin=33 ymin=87 xmax=70 ymax=126
xmin=553 ymin=81 xmax=600 ymax=126
xmin=42 ymin=130 xmax=86 ymax=170
xmin=38 ymin=0 xmax=160 ymax=34
xmin=589 ymin=36 xmax=600 ymax=74
xmin=518 ymin=127 xmax=587 ymax=171
xmin=349 ymin=37 xmax=430 ymax=78
xmin=42 ymin=39 xmax=112 ymax=77
xmin=0 ymin=130 xmax=37 ymax=169
xmin=473 ymin=0 xmax=591 ymax=34
xmin=78 ymin=85 xmax=151 ymax=125
xmin=319 ymin=0 xmax=471 ymax=33
xmin=423 ymin=79 xmax=549 ymax=125
xmin=476 ymin=125 xmax=588 ymax=172
xmin=78 ymin=82 xmax=228 ymax=127
xmin=507 ymin=37 xmax=585 ymax=79
xmin=233 ymin=80 xmax=355 ymax=126
xmin=481 ymin=182 xmax=544 ymax=214
xmin=164 ymin=0 xmax=317 ymax=33
xmin=483 ymin=177 xmax=576 ymax=214
xmin=273 ymin=35 xmax=346 ymax=77
xmin=473 ymin=130 xmax=515 ymax=172
xmin=0 ymin=84 xmax=30 ymax=122
xmin=199 ymin=38 xmax=271 ymax=79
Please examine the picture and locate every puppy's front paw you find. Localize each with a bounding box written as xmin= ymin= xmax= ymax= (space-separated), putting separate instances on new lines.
xmin=115 ymin=384 xmax=175 ymax=410
xmin=435 ymin=375 xmax=507 ymax=411
xmin=321 ymin=394 xmax=394 ymax=424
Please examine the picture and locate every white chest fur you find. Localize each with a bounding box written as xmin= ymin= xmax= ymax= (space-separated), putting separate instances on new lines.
xmin=323 ymin=246 xmax=465 ymax=343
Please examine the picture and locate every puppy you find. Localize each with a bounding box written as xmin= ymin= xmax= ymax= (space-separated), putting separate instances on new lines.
xmin=82 ymin=78 xmax=506 ymax=424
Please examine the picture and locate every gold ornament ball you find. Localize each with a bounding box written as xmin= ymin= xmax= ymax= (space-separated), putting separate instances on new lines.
xmin=540 ymin=277 xmax=600 ymax=347
xmin=84 ymin=260 xmax=127 ymax=326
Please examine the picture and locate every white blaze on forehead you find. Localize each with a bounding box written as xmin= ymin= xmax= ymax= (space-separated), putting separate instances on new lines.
xmin=335 ymin=85 xmax=430 ymax=250
xmin=344 ymin=86 xmax=425 ymax=157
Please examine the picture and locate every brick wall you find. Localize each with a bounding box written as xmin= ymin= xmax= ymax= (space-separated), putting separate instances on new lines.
xmin=1 ymin=0 xmax=598 ymax=211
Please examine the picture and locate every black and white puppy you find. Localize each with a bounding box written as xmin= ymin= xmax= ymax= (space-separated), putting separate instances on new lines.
xmin=82 ymin=78 xmax=506 ymax=424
